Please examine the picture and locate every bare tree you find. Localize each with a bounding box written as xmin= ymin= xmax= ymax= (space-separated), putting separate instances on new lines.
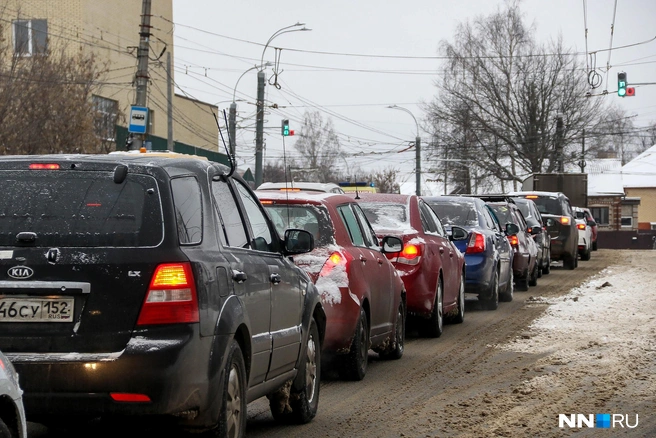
xmin=0 ymin=17 xmax=108 ymax=155
xmin=425 ymin=0 xmax=604 ymax=190
xmin=362 ymin=167 xmax=400 ymax=194
xmin=586 ymin=106 xmax=636 ymax=163
xmin=293 ymin=111 xmax=342 ymax=183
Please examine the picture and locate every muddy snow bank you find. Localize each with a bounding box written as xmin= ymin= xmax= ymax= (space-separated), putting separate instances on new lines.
xmin=499 ymin=264 xmax=656 ymax=357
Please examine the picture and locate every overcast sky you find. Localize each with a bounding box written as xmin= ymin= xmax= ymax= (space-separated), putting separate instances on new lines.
xmin=171 ymin=0 xmax=656 ymax=190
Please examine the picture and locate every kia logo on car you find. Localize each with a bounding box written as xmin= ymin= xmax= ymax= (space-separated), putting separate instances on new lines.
xmin=8 ymin=266 xmax=34 ymax=279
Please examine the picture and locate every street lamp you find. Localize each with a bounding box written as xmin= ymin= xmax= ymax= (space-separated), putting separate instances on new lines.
xmin=387 ymin=105 xmax=421 ymax=196
xmin=255 ymin=23 xmax=311 ymax=188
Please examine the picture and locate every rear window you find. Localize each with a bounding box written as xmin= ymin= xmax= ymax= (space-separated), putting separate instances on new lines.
xmin=527 ymin=196 xmax=561 ymax=215
xmin=0 ymin=170 xmax=163 ymax=247
xmin=359 ymin=203 xmax=407 ymax=230
xmin=488 ymin=204 xmax=514 ymax=226
xmin=427 ymin=201 xmax=478 ymax=227
xmin=263 ymin=204 xmax=334 ymax=247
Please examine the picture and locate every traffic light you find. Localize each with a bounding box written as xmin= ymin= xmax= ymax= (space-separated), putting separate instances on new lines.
xmin=618 ymin=72 xmax=627 ymax=97
xmin=281 ymin=119 xmax=290 ymax=136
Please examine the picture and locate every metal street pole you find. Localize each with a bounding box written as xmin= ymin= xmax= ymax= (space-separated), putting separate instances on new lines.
xmin=388 ymin=105 xmax=420 ymax=195
xmin=254 ymin=23 xmax=310 ymax=188
xmin=132 ymin=0 xmax=152 ymax=151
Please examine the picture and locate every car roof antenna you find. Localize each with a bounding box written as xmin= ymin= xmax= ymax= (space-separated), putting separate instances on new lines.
xmin=354 ymin=174 xmax=360 ymax=199
xmin=213 ymin=110 xmax=236 ymax=177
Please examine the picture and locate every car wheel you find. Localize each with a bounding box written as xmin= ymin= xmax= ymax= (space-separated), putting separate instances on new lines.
xmin=217 ymin=340 xmax=247 ymax=438
xmin=339 ymin=307 xmax=369 ymax=380
xmin=516 ymin=267 xmax=530 ymax=291
xmin=270 ymin=318 xmax=321 ymax=424
xmin=0 ymin=417 xmax=14 ymax=438
xmin=380 ymin=300 xmax=405 ymax=360
xmin=528 ymin=261 xmax=538 ymax=287
xmin=449 ymin=274 xmax=465 ymax=324
xmin=422 ymin=277 xmax=444 ymax=337
xmin=564 ymin=253 xmax=576 ymax=270
xmin=581 ymin=246 xmax=591 ymax=261
xmin=592 ymin=240 xmax=598 ymax=251
xmin=542 ymin=250 xmax=551 ymax=275
xmin=500 ymin=269 xmax=514 ymax=302
xmin=481 ymin=269 xmax=499 ymax=310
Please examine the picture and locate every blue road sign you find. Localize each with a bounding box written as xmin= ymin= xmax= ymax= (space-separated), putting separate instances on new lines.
xmin=129 ymin=106 xmax=149 ymax=134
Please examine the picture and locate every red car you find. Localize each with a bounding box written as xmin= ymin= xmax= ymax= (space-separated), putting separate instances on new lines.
xmin=352 ymin=193 xmax=468 ymax=338
xmin=257 ymin=191 xmax=406 ymax=381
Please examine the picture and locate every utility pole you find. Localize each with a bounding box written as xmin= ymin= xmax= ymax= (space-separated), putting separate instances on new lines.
xmin=415 ymin=135 xmax=421 ymax=196
xmin=228 ymin=102 xmax=237 ymax=157
xmin=579 ymin=128 xmax=586 ymax=173
xmin=131 ymin=0 xmax=152 ymax=151
xmin=254 ymin=70 xmax=265 ymax=187
xmin=166 ymin=51 xmax=173 ymax=152
xmin=555 ymin=115 xmax=564 ymax=172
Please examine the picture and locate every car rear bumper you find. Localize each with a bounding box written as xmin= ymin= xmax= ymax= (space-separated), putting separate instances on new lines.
xmin=463 ymin=253 xmax=494 ymax=295
xmin=395 ymin=263 xmax=434 ymax=318
xmin=321 ymin=286 xmax=360 ymax=354
xmin=8 ymin=326 xmax=222 ymax=425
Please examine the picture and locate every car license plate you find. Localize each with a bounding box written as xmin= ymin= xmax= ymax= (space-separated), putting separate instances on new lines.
xmin=0 ymin=297 xmax=74 ymax=322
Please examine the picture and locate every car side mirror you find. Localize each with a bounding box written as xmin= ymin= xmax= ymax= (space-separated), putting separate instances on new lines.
xmin=381 ymin=235 xmax=403 ymax=253
xmin=505 ymin=223 xmax=520 ymax=236
xmin=449 ymin=226 xmax=469 ymax=241
xmin=283 ymin=229 xmax=314 ymax=254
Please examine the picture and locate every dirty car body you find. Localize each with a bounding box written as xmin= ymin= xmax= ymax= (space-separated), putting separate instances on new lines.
xmin=0 ymin=153 xmax=326 ymax=434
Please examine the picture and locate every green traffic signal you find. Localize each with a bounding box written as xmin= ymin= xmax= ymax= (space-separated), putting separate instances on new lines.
xmin=281 ymin=119 xmax=290 ymax=136
xmin=618 ymin=72 xmax=627 ymax=97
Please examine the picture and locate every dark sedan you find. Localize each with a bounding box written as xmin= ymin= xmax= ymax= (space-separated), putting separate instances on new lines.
xmin=511 ymin=197 xmax=552 ymax=276
xmin=424 ymin=196 xmax=514 ymax=310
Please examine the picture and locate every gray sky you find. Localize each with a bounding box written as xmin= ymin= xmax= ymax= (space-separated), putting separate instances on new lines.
xmin=171 ymin=0 xmax=656 ymax=191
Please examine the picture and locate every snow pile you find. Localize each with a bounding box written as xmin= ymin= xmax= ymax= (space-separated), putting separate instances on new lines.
xmin=499 ymin=266 xmax=656 ymax=357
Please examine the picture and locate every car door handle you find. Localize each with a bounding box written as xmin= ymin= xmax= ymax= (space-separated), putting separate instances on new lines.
xmin=359 ymin=255 xmax=367 ymax=263
xmin=270 ymin=273 xmax=282 ymax=284
xmin=439 ymin=248 xmax=444 ymax=254
xmin=377 ymin=258 xmax=384 ymax=265
xmin=449 ymin=252 xmax=454 ymax=258
xmin=232 ymin=270 xmax=247 ymax=284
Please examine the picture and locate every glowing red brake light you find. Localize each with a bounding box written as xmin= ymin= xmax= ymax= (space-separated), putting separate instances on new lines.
xmin=466 ymin=232 xmax=486 ymax=254
xmin=319 ymin=251 xmax=352 ymax=277
xmin=136 ymin=262 xmax=199 ymax=325
xmin=508 ymin=234 xmax=519 ymax=246
xmin=29 ymin=163 xmax=60 ymax=170
xmin=110 ymin=393 xmax=151 ymax=402
xmin=577 ymin=223 xmax=586 ymax=230
xmin=397 ymin=242 xmax=423 ymax=265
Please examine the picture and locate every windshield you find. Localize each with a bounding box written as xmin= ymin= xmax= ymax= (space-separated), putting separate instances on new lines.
xmin=426 ymin=201 xmax=478 ymax=227
xmin=358 ymin=202 xmax=407 ymax=231
xmin=528 ymin=196 xmax=561 ymax=215
xmin=0 ymin=171 xmax=163 ymax=247
xmin=263 ymin=204 xmax=334 ymax=247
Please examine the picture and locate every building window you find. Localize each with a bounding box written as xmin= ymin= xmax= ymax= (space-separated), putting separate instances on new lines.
xmin=93 ymin=95 xmax=118 ymax=141
xmin=590 ymin=207 xmax=609 ymax=226
xmin=621 ymin=204 xmax=633 ymax=228
xmin=13 ymin=19 xmax=48 ymax=56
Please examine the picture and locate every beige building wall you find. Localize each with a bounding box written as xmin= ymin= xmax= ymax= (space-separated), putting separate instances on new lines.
xmin=625 ymin=188 xmax=656 ymax=224
xmin=1 ymin=0 xmax=215 ymax=151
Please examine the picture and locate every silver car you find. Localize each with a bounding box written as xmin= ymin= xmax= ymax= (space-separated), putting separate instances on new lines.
xmin=0 ymin=350 xmax=27 ymax=438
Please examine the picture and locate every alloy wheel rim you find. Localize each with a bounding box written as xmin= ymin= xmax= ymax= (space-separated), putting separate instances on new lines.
xmin=437 ymin=282 xmax=443 ymax=330
xmin=396 ymin=304 xmax=404 ymax=353
xmin=226 ymin=364 xmax=242 ymax=438
xmin=305 ymin=333 xmax=317 ymax=402
xmin=358 ymin=314 xmax=368 ymax=368
xmin=459 ymin=276 xmax=465 ymax=317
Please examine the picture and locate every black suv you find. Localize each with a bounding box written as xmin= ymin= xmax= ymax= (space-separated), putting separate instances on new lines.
xmin=510 ymin=191 xmax=578 ymax=270
xmin=0 ymin=152 xmax=326 ymax=436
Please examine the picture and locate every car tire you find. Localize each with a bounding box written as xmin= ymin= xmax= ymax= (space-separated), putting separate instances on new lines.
xmin=448 ymin=274 xmax=465 ymax=324
xmin=564 ymin=253 xmax=576 ymax=270
xmin=528 ymin=262 xmax=538 ymax=287
xmin=217 ymin=340 xmax=247 ymax=438
xmin=581 ymin=246 xmax=591 ymax=261
xmin=380 ymin=300 xmax=405 ymax=359
xmin=0 ymin=417 xmax=14 ymax=438
xmin=500 ymin=269 xmax=514 ymax=302
xmin=339 ymin=307 xmax=369 ymax=380
xmin=481 ymin=269 xmax=499 ymax=310
xmin=422 ymin=278 xmax=444 ymax=337
xmin=516 ymin=268 xmax=530 ymax=291
xmin=542 ymin=250 xmax=551 ymax=275
xmin=592 ymin=240 xmax=598 ymax=251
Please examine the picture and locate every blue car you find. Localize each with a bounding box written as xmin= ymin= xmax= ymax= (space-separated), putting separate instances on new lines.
xmin=424 ymin=196 xmax=514 ymax=310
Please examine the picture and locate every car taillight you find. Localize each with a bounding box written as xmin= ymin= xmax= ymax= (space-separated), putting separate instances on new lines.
xmin=508 ymin=235 xmax=519 ymax=247
xmin=29 ymin=163 xmax=60 ymax=170
xmin=136 ymin=262 xmax=199 ymax=326
xmin=398 ymin=242 xmax=422 ymax=265
xmin=577 ymin=223 xmax=586 ymax=230
xmin=560 ymin=216 xmax=571 ymax=225
xmin=466 ymin=232 xmax=485 ymax=254
xmin=319 ymin=251 xmax=352 ymax=277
